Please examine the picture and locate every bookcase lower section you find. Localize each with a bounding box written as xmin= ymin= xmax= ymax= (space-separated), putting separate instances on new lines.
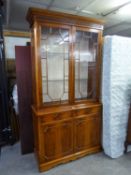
xmin=33 ymin=103 xmax=102 ymax=172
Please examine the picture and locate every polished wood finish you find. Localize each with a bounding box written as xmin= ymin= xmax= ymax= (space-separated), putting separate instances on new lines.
xmin=15 ymin=46 xmax=34 ymax=154
xmin=3 ymin=30 xmax=31 ymax=38
xmin=27 ymin=8 xmax=103 ymax=172
xmin=74 ymin=113 xmax=101 ymax=152
xmin=32 ymin=103 xmax=102 ymax=171
xmin=27 ymin=8 xmax=104 ymax=30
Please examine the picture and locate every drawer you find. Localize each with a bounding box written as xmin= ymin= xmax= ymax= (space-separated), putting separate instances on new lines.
xmin=40 ymin=111 xmax=73 ymax=123
xmin=73 ymin=106 xmax=101 ymax=117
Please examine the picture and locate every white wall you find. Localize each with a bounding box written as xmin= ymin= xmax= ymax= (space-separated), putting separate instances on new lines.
xmin=4 ymin=36 xmax=30 ymax=59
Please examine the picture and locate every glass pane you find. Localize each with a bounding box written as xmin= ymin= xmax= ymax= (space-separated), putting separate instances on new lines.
xmin=75 ymin=30 xmax=98 ymax=100
xmin=40 ymin=27 xmax=69 ymax=103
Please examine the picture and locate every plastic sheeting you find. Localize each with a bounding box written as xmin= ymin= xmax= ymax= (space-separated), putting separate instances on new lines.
xmin=102 ymin=35 xmax=131 ymax=158
xmin=12 ymin=84 xmax=19 ymax=115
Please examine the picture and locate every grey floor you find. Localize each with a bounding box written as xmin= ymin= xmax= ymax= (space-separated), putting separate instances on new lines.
xmin=0 ymin=143 xmax=131 ymax=175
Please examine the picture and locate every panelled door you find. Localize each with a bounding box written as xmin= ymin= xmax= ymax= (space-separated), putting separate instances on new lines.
xmin=41 ymin=119 xmax=73 ymax=162
xmin=74 ymin=113 xmax=101 ymax=152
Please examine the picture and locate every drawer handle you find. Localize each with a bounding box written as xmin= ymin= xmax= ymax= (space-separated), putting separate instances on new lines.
xmin=63 ymin=122 xmax=69 ymax=128
xmin=54 ymin=114 xmax=61 ymax=120
xmin=76 ymin=120 xmax=84 ymax=126
xmin=44 ymin=126 xmax=50 ymax=133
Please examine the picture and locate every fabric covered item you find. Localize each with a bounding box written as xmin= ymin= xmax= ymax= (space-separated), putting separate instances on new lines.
xmin=102 ymin=35 xmax=131 ymax=158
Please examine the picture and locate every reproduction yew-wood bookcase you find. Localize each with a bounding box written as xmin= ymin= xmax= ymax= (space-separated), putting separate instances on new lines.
xmin=26 ymin=8 xmax=104 ymax=172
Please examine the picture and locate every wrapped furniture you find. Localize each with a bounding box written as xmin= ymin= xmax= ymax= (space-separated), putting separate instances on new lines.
xmin=102 ymin=35 xmax=131 ymax=158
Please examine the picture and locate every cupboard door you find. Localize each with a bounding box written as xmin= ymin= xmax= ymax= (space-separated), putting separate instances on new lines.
xmin=41 ymin=120 xmax=73 ymax=162
xmin=60 ymin=121 xmax=73 ymax=156
xmin=74 ymin=114 xmax=101 ymax=152
xmin=42 ymin=123 xmax=60 ymax=161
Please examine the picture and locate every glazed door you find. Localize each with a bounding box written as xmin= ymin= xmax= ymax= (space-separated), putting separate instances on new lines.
xmin=37 ymin=24 xmax=101 ymax=106
xmin=40 ymin=24 xmax=71 ymax=105
xmin=74 ymin=113 xmax=101 ymax=152
xmin=41 ymin=120 xmax=73 ymax=162
xmin=74 ymin=28 xmax=100 ymax=101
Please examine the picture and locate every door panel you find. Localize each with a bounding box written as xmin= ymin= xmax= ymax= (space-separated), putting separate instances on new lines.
xmin=43 ymin=123 xmax=59 ymax=161
xmin=74 ymin=113 xmax=101 ymax=152
xmin=42 ymin=119 xmax=73 ymax=162
xmin=60 ymin=121 xmax=73 ymax=156
xmin=15 ymin=46 xmax=34 ymax=154
xmin=40 ymin=26 xmax=70 ymax=104
xmin=74 ymin=29 xmax=99 ymax=101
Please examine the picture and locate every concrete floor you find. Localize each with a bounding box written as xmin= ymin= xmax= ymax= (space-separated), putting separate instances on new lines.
xmin=0 ymin=143 xmax=131 ymax=175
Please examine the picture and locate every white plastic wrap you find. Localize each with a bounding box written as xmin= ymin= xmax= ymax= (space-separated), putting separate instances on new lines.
xmin=12 ymin=84 xmax=19 ymax=115
xmin=102 ymin=35 xmax=131 ymax=158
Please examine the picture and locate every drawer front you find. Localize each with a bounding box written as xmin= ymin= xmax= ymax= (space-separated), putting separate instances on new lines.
xmin=73 ymin=106 xmax=101 ymax=118
xmin=40 ymin=111 xmax=73 ymax=123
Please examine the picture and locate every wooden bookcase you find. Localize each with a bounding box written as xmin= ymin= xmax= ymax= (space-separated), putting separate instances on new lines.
xmin=15 ymin=46 xmax=34 ymax=154
xmin=26 ymin=8 xmax=104 ymax=172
